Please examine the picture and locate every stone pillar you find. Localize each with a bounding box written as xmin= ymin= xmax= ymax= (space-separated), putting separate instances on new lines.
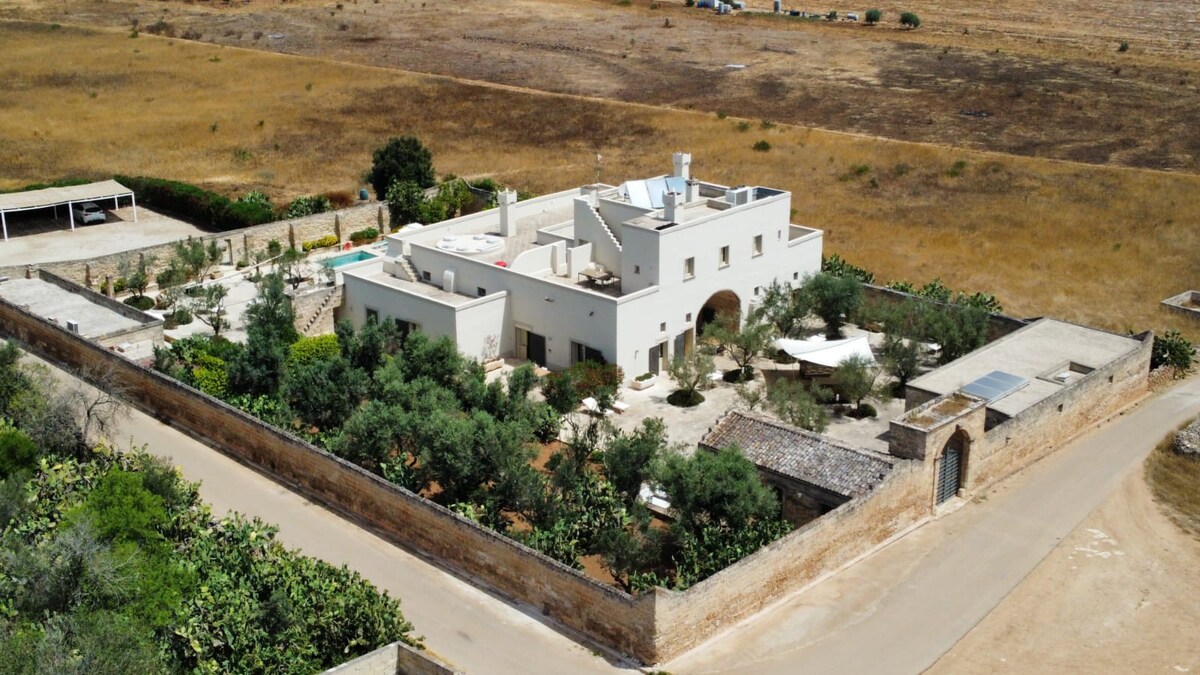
xmin=85 ymin=263 xmax=92 ymax=288
xmin=288 ymin=223 xmax=296 ymax=250
xmin=103 ymin=275 xmax=114 ymax=297
xmin=334 ymin=214 xmax=342 ymax=242
xmin=225 ymin=238 xmax=234 ymax=264
xmin=377 ymin=205 xmax=386 ymax=234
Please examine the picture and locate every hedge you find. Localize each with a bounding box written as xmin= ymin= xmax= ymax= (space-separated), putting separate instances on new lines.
xmin=302 ymin=234 xmax=339 ymax=252
xmin=115 ymin=174 xmax=275 ymax=230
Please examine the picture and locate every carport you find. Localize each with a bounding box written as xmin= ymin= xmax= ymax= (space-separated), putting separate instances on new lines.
xmin=0 ymin=180 xmax=137 ymax=241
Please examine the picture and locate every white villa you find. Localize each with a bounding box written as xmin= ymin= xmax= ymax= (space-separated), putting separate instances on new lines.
xmin=339 ymin=153 xmax=824 ymax=379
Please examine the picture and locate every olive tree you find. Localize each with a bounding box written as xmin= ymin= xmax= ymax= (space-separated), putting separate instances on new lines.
xmin=802 ymin=272 xmax=864 ymax=339
xmin=369 ymin=136 xmax=435 ymax=200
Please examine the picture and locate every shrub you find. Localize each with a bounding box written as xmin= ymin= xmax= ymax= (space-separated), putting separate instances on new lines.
xmin=1152 ymin=330 xmax=1195 ymax=375
xmin=1118 ymin=41 xmax=1129 ymax=53
xmin=324 ymin=190 xmax=356 ymax=208
xmin=124 ymin=295 xmax=155 ymax=311
xmin=542 ymin=371 xmax=579 ymax=415
xmin=865 ymin=8 xmax=882 ymax=24
xmin=635 ymin=372 xmax=654 ymax=382
xmin=284 ymin=194 xmax=332 ymax=219
xmin=752 ymin=140 xmax=772 ymax=152
xmin=735 ymin=121 xmax=752 ymax=132
xmin=900 ymin=11 xmax=921 ymax=29
xmin=350 ymin=227 xmax=380 ymax=242
xmin=301 ymin=234 xmax=339 ymax=252
xmin=568 ymin=361 xmax=624 ymax=399
xmin=667 ymin=389 xmax=704 ymax=407
xmin=848 ymin=402 xmax=878 ymax=419
xmin=531 ymin=405 xmax=563 ymax=443
xmin=287 ymin=334 xmax=342 ymax=369
xmin=948 ymin=159 xmax=968 ymax=177
xmin=115 ymin=175 xmax=274 ymax=230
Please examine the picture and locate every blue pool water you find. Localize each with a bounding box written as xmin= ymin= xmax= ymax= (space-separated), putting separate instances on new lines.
xmin=326 ymin=251 xmax=376 ymax=268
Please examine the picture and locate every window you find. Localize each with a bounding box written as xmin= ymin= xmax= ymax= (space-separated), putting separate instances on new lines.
xmin=686 ymin=312 xmax=693 ymax=322
xmin=422 ymin=270 xmax=432 ymax=282
xmin=753 ymin=234 xmax=763 ymax=256
xmin=571 ymin=341 xmax=605 ymax=365
xmin=793 ymin=272 xmax=799 ymax=281
xmin=365 ymin=308 xmax=379 ymax=323
xmin=684 ymin=257 xmax=695 ymax=279
xmin=754 ymin=286 xmax=762 ymax=296
xmin=659 ymin=322 xmax=667 ymax=332
xmin=477 ymin=287 xmax=487 ymax=297
xmin=634 ymin=264 xmax=641 ymax=274
xmin=719 ymin=245 xmax=730 ymax=268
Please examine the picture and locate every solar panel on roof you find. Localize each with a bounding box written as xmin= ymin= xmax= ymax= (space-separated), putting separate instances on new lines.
xmin=620 ymin=177 xmax=689 ymax=209
xmin=960 ymin=370 xmax=1028 ymax=402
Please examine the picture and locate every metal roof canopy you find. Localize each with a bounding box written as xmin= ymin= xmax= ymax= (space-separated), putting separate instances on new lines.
xmin=0 ymin=180 xmax=137 ymax=241
xmin=960 ymin=370 xmax=1029 ymax=402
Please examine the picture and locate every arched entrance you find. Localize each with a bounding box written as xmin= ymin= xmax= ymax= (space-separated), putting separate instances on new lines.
xmin=697 ymin=290 xmax=741 ymax=336
xmin=935 ymin=429 xmax=970 ymax=505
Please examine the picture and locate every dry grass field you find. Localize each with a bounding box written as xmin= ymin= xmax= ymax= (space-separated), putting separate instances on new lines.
xmin=5 ymin=0 xmax=1198 ymax=172
xmin=1 ymin=20 xmax=1199 ymax=339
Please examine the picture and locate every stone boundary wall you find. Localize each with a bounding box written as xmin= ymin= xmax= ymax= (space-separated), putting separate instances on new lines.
xmin=0 ymin=295 xmax=657 ymax=662
xmin=862 ymin=284 xmax=1029 ymax=342
xmin=653 ymin=459 xmax=931 ymax=659
xmin=971 ymin=330 xmax=1152 ymax=490
xmin=0 ymin=203 xmax=389 ymax=293
xmin=322 ymin=642 xmax=461 ymax=675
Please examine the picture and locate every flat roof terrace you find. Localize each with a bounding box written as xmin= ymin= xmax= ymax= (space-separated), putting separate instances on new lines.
xmin=908 ymin=319 xmax=1144 ymax=417
xmin=0 ymin=277 xmax=144 ymax=338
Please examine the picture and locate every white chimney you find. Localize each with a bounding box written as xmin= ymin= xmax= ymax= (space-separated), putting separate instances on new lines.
xmin=685 ymin=179 xmax=698 ymax=203
xmin=663 ymin=191 xmax=683 ymax=224
xmin=442 ymin=269 xmax=456 ymax=294
xmin=672 ymin=152 xmax=691 ymax=180
xmin=498 ymin=189 xmax=518 ymax=237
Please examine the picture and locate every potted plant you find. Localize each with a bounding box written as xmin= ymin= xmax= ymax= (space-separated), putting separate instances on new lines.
xmin=631 ymin=372 xmax=656 ymax=391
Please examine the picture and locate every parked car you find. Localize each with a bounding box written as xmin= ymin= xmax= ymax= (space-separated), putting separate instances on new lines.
xmin=72 ymin=202 xmax=106 ymax=224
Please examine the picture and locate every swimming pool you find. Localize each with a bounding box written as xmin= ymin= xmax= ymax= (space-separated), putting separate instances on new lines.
xmin=325 ymin=251 xmax=377 ymax=268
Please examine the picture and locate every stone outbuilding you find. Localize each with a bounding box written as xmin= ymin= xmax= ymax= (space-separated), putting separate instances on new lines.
xmin=701 ymin=411 xmax=896 ymax=525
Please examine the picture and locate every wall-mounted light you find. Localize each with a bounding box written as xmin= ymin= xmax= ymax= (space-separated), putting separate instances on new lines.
xmin=544 ymin=297 xmax=555 ymax=302
xmin=589 ymin=310 xmax=594 ymax=316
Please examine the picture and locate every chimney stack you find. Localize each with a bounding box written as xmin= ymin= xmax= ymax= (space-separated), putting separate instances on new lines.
xmin=672 ymin=152 xmax=691 ymax=180
xmin=498 ymin=189 xmax=518 ymax=237
xmin=663 ymin=191 xmax=683 ymax=224
xmin=685 ymin=179 xmax=698 ymax=203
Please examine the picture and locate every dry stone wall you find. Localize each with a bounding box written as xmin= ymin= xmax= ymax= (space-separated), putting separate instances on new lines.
xmin=1 ymin=203 xmax=388 ymax=293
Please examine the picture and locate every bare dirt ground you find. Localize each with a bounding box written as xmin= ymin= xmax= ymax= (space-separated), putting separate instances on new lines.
xmin=930 ymin=469 xmax=1200 ymax=674
xmin=4 ymin=0 xmax=1197 ymax=172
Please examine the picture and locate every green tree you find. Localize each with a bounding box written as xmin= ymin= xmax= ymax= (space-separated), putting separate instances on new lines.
xmin=767 ymin=378 xmax=829 ymax=432
xmin=282 ymin=354 xmax=368 ymax=431
xmin=758 ymin=280 xmax=809 ymax=339
xmin=602 ymin=418 xmax=666 ymax=506
xmin=880 ymin=332 xmax=923 ymax=393
xmin=658 ymin=446 xmax=779 ymax=536
xmin=865 ymin=8 xmax=882 ymax=24
xmin=277 ymin=247 xmax=311 ymax=290
xmin=922 ymin=303 xmax=989 ymax=363
xmin=369 ymin=136 xmax=435 ymax=200
xmin=191 ymin=284 xmax=228 ymax=337
xmin=228 ymin=273 xmax=297 ymax=397
xmin=831 ymin=354 xmax=879 ymax=411
xmin=385 ymin=180 xmax=426 ymax=228
xmin=116 ymin=255 xmax=154 ymax=300
xmin=172 ymin=238 xmax=222 ymax=282
xmin=802 ymin=272 xmax=864 ymax=338
xmin=541 ymin=370 xmax=580 ymax=415
xmin=702 ymin=310 xmax=775 ymax=382
xmin=900 ymin=11 xmax=921 ymax=28
xmin=667 ymin=349 xmax=715 ymax=407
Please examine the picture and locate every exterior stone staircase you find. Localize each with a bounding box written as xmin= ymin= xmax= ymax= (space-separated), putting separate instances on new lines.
xmin=588 ymin=203 xmax=623 ymax=252
xmin=294 ymin=286 xmax=342 ymax=336
xmin=393 ymin=254 xmax=419 ymax=283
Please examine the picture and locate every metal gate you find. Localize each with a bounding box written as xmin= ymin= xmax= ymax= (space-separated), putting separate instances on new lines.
xmin=936 ymin=448 xmax=961 ymax=504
